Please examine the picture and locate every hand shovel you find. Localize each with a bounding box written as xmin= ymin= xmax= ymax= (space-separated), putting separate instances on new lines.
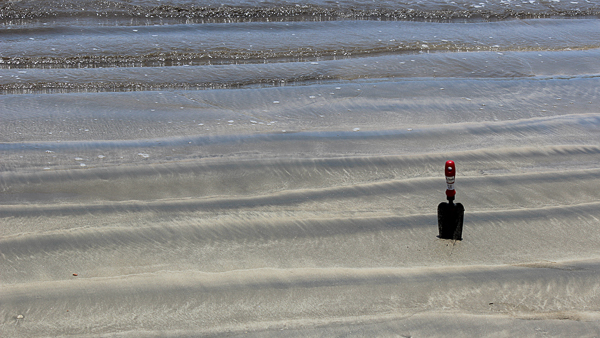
xmin=438 ymin=160 xmax=464 ymax=240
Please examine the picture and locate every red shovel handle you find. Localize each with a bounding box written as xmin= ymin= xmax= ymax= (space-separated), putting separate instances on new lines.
xmin=445 ymin=160 xmax=456 ymax=199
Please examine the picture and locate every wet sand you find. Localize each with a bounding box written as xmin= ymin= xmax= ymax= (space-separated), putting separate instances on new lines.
xmin=2 ymin=79 xmax=600 ymax=336
xmin=2 ymin=1 xmax=600 ymax=336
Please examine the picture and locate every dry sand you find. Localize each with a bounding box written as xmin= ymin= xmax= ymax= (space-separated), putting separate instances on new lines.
xmin=1 ymin=78 xmax=600 ymax=336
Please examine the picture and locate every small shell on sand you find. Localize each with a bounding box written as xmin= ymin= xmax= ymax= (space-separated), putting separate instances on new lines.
xmin=16 ymin=315 xmax=24 ymax=319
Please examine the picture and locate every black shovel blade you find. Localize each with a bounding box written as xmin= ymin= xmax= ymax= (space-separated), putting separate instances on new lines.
xmin=437 ymin=202 xmax=464 ymax=240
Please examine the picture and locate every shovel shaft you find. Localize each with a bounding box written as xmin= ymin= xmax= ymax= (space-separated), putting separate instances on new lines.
xmin=445 ymin=160 xmax=456 ymax=200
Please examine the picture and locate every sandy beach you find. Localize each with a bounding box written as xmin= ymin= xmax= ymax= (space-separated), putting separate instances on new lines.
xmin=2 ymin=0 xmax=600 ymax=336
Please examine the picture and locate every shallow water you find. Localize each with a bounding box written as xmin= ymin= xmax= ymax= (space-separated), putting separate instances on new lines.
xmin=1 ymin=1 xmax=600 ymax=337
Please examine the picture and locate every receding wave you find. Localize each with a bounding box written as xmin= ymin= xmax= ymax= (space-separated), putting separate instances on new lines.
xmin=2 ymin=0 xmax=600 ymax=22
xmin=2 ymin=16 xmax=599 ymax=94
xmin=2 ymin=113 xmax=599 ymax=152
xmin=2 ymin=49 xmax=600 ymax=94
xmin=2 ymin=18 xmax=599 ymax=69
